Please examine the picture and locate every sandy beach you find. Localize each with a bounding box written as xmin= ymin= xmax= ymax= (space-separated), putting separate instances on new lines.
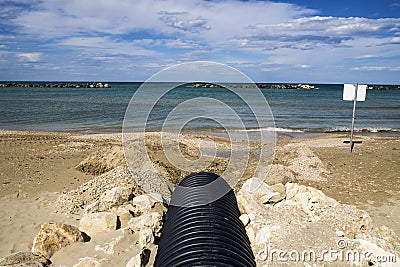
xmin=0 ymin=130 xmax=399 ymax=265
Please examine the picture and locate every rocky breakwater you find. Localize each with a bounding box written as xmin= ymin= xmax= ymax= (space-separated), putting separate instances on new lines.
xmin=0 ymin=82 xmax=111 ymax=88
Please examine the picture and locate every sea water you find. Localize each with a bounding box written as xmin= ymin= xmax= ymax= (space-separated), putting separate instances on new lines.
xmin=0 ymin=82 xmax=399 ymax=134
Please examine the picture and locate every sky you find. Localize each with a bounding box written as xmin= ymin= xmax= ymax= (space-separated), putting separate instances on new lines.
xmin=0 ymin=0 xmax=399 ymax=83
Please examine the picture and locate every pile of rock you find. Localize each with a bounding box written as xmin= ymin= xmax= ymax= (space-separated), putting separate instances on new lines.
xmin=237 ymin=178 xmax=400 ymax=266
xmin=0 ymin=180 xmax=166 ymax=267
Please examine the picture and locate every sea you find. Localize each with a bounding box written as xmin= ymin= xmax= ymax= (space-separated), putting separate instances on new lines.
xmin=0 ymin=82 xmax=399 ymax=136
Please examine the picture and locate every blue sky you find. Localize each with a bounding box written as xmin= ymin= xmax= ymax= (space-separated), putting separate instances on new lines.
xmin=0 ymin=0 xmax=399 ymax=83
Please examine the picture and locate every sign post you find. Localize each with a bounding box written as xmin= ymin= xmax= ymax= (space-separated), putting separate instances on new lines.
xmin=343 ymin=83 xmax=367 ymax=153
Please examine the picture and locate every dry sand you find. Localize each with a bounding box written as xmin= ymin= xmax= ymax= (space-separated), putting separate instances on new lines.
xmin=0 ymin=130 xmax=399 ymax=261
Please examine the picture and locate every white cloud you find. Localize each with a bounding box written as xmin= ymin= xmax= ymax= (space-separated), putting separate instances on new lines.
xmin=10 ymin=0 xmax=316 ymax=41
xmin=159 ymin=13 xmax=210 ymax=32
xmin=352 ymin=66 xmax=400 ymax=71
xmin=237 ymin=16 xmax=400 ymax=50
xmin=354 ymin=54 xmax=379 ymax=59
xmin=16 ymin=52 xmax=43 ymax=62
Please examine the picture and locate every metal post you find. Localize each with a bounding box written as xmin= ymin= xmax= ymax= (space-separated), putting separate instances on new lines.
xmin=349 ymin=83 xmax=358 ymax=153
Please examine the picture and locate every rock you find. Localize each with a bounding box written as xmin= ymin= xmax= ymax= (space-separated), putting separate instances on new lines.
xmin=73 ymin=257 xmax=103 ymax=267
xmin=111 ymin=206 xmax=133 ymax=228
xmin=138 ymin=227 xmax=154 ymax=249
xmin=55 ymin=166 xmax=144 ymax=214
xmin=83 ymin=186 xmax=134 ymax=214
xmin=94 ymin=229 xmax=130 ymax=255
xmin=293 ymin=191 xmax=312 ymax=213
xmin=0 ymin=252 xmax=51 ymax=267
xmin=271 ymin=183 xmax=286 ymax=195
xmin=128 ymin=212 xmax=163 ymax=238
xmin=246 ymin=226 xmax=255 ymax=244
xmin=237 ymin=178 xmax=274 ymax=212
xmin=285 ymin=182 xmax=299 ymax=200
xmin=79 ymin=212 xmax=117 ymax=236
xmin=101 ymin=186 xmax=133 ymax=205
xmin=31 ymin=222 xmax=89 ymax=259
xmin=84 ymin=200 xmax=101 ymax=214
xmin=126 ymin=249 xmax=151 ymax=267
xmin=259 ymin=192 xmax=284 ymax=204
xmin=357 ymin=239 xmax=397 ymax=267
xmin=239 ymin=214 xmax=250 ymax=227
xmin=239 ymin=178 xmax=274 ymax=197
xmin=129 ymin=194 xmax=162 ymax=216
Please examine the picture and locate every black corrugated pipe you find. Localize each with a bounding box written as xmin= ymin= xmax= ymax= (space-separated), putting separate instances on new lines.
xmin=154 ymin=172 xmax=255 ymax=267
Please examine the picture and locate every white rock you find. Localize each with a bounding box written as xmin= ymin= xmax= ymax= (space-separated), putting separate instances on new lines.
xmin=259 ymin=192 xmax=284 ymax=204
xmin=271 ymin=183 xmax=286 ymax=195
xmin=285 ymin=182 xmax=299 ymax=200
xmin=239 ymin=214 xmax=250 ymax=227
xmin=130 ymin=194 xmax=158 ymax=216
xmin=99 ymin=186 xmax=133 ymax=209
xmin=293 ymin=192 xmax=311 ymax=213
xmin=126 ymin=249 xmax=151 ymax=267
xmin=238 ymin=178 xmax=274 ymax=198
xmin=113 ymin=206 xmax=133 ymax=228
xmin=126 ymin=254 xmax=141 ymax=267
xmin=138 ymin=227 xmax=154 ymax=249
xmin=248 ymin=213 xmax=255 ymax=222
xmin=95 ymin=232 xmax=125 ymax=255
xmin=84 ymin=200 xmax=100 ymax=214
xmin=79 ymin=212 xmax=117 ymax=236
xmin=128 ymin=212 xmax=163 ymax=237
xmin=357 ymin=239 xmax=397 ymax=267
xmin=246 ymin=226 xmax=255 ymax=244
xmin=255 ymin=226 xmax=271 ymax=246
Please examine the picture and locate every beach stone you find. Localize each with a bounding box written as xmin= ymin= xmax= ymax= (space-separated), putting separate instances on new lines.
xmin=31 ymin=222 xmax=89 ymax=259
xmin=246 ymin=226 xmax=255 ymax=244
xmin=271 ymin=183 xmax=286 ymax=195
xmin=285 ymin=182 xmax=299 ymax=200
xmin=129 ymin=193 xmax=164 ymax=216
xmin=111 ymin=206 xmax=133 ymax=228
xmin=126 ymin=249 xmax=151 ymax=267
xmin=138 ymin=227 xmax=154 ymax=249
xmin=0 ymin=252 xmax=51 ymax=267
xmin=237 ymin=178 xmax=274 ymax=212
xmin=239 ymin=214 xmax=250 ymax=227
xmin=259 ymin=192 xmax=285 ymax=205
xmin=79 ymin=212 xmax=117 ymax=236
xmin=98 ymin=186 xmax=133 ymax=209
xmin=83 ymin=200 xmax=101 ymax=214
xmin=128 ymin=212 xmax=163 ymax=237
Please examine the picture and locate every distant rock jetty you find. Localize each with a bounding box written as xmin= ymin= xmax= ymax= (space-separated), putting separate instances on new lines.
xmin=187 ymin=83 xmax=317 ymax=90
xmin=0 ymin=82 xmax=111 ymax=88
xmin=186 ymin=83 xmax=400 ymax=90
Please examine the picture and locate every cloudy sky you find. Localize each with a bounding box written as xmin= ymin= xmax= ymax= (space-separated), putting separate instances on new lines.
xmin=1 ymin=0 xmax=399 ymax=83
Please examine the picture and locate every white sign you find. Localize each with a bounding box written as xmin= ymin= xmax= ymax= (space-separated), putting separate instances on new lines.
xmin=343 ymin=84 xmax=367 ymax=101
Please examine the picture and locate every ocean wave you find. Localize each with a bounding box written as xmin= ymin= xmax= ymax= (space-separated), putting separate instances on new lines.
xmin=241 ymin=127 xmax=304 ymax=133
xmin=320 ymin=127 xmax=400 ymax=133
